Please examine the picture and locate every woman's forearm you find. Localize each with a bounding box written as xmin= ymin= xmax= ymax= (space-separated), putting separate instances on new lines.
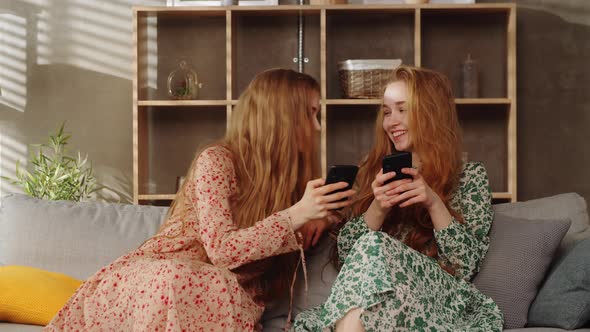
xmin=428 ymin=198 xmax=453 ymax=231
xmin=363 ymin=200 xmax=389 ymax=231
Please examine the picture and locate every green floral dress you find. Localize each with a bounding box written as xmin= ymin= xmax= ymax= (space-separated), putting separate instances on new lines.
xmin=292 ymin=162 xmax=503 ymax=332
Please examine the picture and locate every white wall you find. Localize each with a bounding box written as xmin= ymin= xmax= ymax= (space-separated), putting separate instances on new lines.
xmin=0 ymin=0 xmax=165 ymax=202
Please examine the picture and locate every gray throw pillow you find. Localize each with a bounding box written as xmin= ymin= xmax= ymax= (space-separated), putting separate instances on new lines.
xmin=527 ymin=237 xmax=590 ymax=329
xmin=472 ymin=214 xmax=571 ymax=329
xmin=493 ymin=193 xmax=590 ymax=261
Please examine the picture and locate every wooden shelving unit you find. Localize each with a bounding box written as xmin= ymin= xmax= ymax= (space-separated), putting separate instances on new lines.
xmin=133 ymin=3 xmax=517 ymax=204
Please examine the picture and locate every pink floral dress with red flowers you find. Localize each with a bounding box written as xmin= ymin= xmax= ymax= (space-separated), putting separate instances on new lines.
xmin=44 ymin=146 xmax=300 ymax=332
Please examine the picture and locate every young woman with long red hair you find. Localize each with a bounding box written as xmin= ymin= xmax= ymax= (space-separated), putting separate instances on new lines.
xmin=293 ymin=66 xmax=503 ymax=331
xmin=44 ymin=69 xmax=355 ymax=331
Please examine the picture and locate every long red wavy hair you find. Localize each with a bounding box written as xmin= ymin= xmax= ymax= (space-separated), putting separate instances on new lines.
xmin=345 ymin=66 xmax=464 ymax=273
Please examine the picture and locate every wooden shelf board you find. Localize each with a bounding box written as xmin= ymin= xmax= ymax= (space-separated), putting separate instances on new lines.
xmin=138 ymin=100 xmax=228 ymax=106
xmin=420 ymin=3 xmax=514 ymax=13
xmin=456 ymin=98 xmax=511 ymax=105
xmin=138 ymin=194 xmax=176 ymax=200
xmin=134 ymin=4 xmax=514 ymax=14
xmin=327 ymin=99 xmax=382 ymax=105
xmin=135 ymin=7 xmax=226 ymax=16
xmin=327 ymin=98 xmax=510 ymax=106
xmin=492 ymin=192 xmax=512 ymax=200
xmin=230 ymin=6 xmax=322 ymax=15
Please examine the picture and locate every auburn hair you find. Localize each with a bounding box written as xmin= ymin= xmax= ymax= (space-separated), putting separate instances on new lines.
xmin=164 ymin=68 xmax=320 ymax=302
xmin=341 ymin=66 xmax=464 ymax=274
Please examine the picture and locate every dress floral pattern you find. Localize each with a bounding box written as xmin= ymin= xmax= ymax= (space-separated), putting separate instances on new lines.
xmin=44 ymin=146 xmax=300 ymax=332
xmin=292 ymin=162 xmax=504 ymax=331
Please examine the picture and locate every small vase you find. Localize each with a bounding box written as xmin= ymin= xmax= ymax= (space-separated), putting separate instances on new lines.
xmin=462 ymin=53 xmax=479 ymax=98
xmin=167 ymin=60 xmax=202 ymax=100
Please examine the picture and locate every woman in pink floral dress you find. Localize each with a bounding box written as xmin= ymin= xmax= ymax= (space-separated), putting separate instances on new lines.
xmin=44 ymin=69 xmax=356 ymax=332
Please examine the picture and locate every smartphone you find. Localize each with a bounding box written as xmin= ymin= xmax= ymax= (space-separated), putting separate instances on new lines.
xmin=324 ymin=165 xmax=359 ymax=206
xmin=382 ymin=152 xmax=412 ymax=185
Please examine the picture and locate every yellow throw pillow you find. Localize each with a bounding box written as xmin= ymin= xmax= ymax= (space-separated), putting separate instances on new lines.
xmin=0 ymin=265 xmax=83 ymax=326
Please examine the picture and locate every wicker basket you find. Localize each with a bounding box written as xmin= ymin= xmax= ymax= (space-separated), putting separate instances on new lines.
xmin=337 ymin=59 xmax=402 ymax=99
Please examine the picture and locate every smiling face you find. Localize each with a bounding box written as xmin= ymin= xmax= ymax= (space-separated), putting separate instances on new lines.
xmin=382 ymin=81 xmax=412 ymax=152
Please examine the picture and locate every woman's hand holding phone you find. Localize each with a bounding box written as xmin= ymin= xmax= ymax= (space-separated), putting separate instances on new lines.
xmin=385 ymin=167 xmax=440 ymax=210
xmin=363 ymin=169 xmax=412 ymax=231
xmin=372 ymin=168 xmax=414 ymax=211
xmin=384 ymin=167 xmax=452 ymax=231
xmin=288 ymin=178 xmax=355 ymax=231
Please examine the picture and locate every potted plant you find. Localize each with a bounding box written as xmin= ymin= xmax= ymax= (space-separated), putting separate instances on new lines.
xmin=1 ymin=123 xmax=101 ymax=201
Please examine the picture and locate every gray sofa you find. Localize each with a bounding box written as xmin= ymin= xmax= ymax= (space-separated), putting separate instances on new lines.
xmin=1 ymin=192 xmax=589 ymax=331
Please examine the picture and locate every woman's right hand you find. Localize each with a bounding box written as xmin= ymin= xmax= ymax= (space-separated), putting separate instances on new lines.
xmin=288 ymin=178 xmax=356 ymax=230
xmin=363 ymin=169 xmax=413 ymax=231
xmin=371 ymin=168 xmax=413 ymax=212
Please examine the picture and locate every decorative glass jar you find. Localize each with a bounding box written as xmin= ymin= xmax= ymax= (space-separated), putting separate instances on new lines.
xmin=167 ymin=60 xmax=202 ymax=100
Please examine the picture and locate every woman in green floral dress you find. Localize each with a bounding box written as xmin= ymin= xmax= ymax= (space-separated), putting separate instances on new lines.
xmin=292 ymin=66 xmax=503 ymax=331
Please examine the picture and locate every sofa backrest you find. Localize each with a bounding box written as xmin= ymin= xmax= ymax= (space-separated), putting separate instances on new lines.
xmin=0 ymin=193 xmax=167 ymax=280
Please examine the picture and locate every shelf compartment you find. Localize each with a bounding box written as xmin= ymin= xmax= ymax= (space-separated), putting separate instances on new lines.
xmin=231 ymin=11 xmax=321 ymax=99
xmin=138 ymin=106 xmax=226 ymax=195
xmin=421 ymin=10 xmax=508 ymax=98
xmin=458 ymin=104 xmax=508 ymax=193
xmin=135 ymin=8 xmax=227 ymax=16
xmin=136 ymin=11 xmax=227 ymax=101
xmin=326 ymin=10 xmax=414 ymax=99
xmin=326 ymin=104 xmax=379 ymax=167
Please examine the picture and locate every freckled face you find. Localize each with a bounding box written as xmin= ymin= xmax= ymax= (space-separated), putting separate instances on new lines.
xmin=382 ymin=81 xmax=412 ymax=152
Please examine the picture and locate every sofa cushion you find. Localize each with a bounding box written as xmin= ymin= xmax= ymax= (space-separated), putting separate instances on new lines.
xmin=262 ymin=235 xmax=338 ymax=331
xmin=0 ymin=265 xmax=82 ymax=326
xmin=527 ymin=237 xmax=590 ymax=329
xmin=0 ymin=323 xmax=43 ymax=331
xmin=472 ymin=214 xmax=571 ymax=329
xmin=0 ymin=193 xmax=167 ymax=280
xmin=493 ymin=193 xmax=590 ymax=260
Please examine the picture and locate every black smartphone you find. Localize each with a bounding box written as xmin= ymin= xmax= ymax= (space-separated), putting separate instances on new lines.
xmin=382 ymin=152 xmax=412 ymax=185
xmin=324 ymin=165 xmax=359 ymax=205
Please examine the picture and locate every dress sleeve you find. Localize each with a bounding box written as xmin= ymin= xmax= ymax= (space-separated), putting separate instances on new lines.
xmin=189 ymin=147 xmax=300 ymax=270
xmin=434 ymin=162 xmax=494 ymax=281
xmin=337 ymin=214 xmax=372 ymax=265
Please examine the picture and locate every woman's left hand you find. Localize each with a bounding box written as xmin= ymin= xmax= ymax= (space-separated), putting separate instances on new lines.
xmin=386 ymin=167 xmax=441 ymax=210
xmin=297 ymin=214 xmax=341 ymax=250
